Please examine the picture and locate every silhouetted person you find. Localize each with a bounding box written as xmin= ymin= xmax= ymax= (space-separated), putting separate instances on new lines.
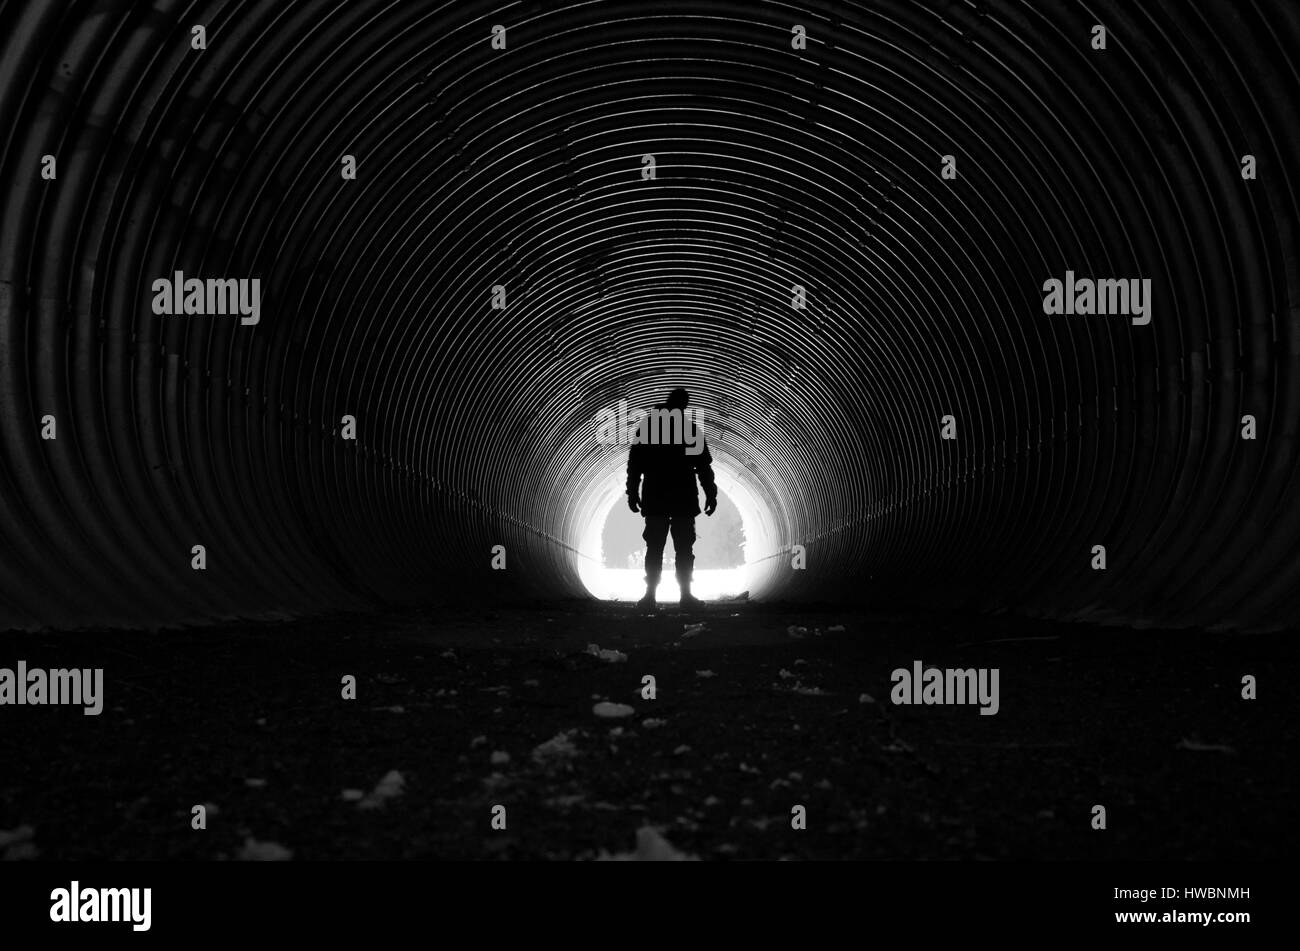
xmin=626 ymin=387 xmax=717 ymax=608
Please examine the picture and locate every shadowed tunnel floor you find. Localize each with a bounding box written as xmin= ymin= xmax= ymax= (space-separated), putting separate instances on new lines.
xmin=1 ymin=604 xmax=1293 ymax=861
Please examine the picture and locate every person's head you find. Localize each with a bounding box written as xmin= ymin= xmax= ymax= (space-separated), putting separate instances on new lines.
xmin=665 ymin=387 xmax=690 ymax=410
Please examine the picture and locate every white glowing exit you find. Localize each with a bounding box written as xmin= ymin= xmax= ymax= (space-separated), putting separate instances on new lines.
xmin=575 ymin=466 xmax=775 ymax=603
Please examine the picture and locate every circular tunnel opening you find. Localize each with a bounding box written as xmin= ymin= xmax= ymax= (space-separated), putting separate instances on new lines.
xmin=0 ymin=2 xmax=1294 ymax=634
xmin=574 ymin=453 xmax=782 ymax=602
xmin=583 ymin=481 xmax=745 ymax=602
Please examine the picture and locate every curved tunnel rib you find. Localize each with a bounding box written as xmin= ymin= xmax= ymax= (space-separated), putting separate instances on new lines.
xmin=0 ymin=0 xmax=1297 ymax=631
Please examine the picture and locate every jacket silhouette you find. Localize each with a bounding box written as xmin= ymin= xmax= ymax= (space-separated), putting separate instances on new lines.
xmin=625 ymin=388 xmax=717 ymax=608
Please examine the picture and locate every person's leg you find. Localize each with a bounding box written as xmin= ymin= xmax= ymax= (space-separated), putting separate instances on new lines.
xmin=670 ymin=516 xmax=699 ymax=604
xmin=641 ymin=516 xmax=670 ymax=606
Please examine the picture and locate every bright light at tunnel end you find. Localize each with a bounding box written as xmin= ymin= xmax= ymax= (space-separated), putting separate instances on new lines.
xmin=576 ymin=466 xmax=776 ymax=603
xmin=582 ymin=566 xmax=752 ymax=603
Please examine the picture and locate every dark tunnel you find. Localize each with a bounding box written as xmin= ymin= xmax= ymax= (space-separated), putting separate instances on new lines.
xmin=2 ymin=0 xmax=1299 ymax=633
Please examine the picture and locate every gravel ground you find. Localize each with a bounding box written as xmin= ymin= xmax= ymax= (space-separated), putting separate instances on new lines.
xmin=0 ymin=601 xmax=1293 ymax=860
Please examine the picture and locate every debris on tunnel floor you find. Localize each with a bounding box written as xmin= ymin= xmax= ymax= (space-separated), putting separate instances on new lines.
xmin=0 ymin=603 xmax=1291 ymax=861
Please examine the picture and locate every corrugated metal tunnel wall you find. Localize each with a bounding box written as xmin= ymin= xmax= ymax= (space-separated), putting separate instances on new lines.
xmin=0 ymin=0 xmax=1297 ymax=631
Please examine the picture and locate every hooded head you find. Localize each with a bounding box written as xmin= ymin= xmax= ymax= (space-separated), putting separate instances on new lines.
xmin=664 ymin=387 xmax=690 ymax=411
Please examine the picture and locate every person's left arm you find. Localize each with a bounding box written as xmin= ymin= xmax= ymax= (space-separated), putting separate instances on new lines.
xmin=696 ymin=438 xmax=718 ymax=516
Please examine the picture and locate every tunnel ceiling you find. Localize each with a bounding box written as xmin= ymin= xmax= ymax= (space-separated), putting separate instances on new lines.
xmin=1 ymin=0 xmax=1298 ymax=631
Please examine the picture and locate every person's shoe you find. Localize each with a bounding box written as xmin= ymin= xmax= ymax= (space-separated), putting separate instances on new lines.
xmin=637 ymin=591 xmax=657 ymax=609
xmin=678 ymin=582 xmax=702 ymax=608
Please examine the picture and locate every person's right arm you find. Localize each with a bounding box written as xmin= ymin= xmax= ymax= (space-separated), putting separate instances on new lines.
xmin=626 ymin=443 xmax=643 ymax=512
